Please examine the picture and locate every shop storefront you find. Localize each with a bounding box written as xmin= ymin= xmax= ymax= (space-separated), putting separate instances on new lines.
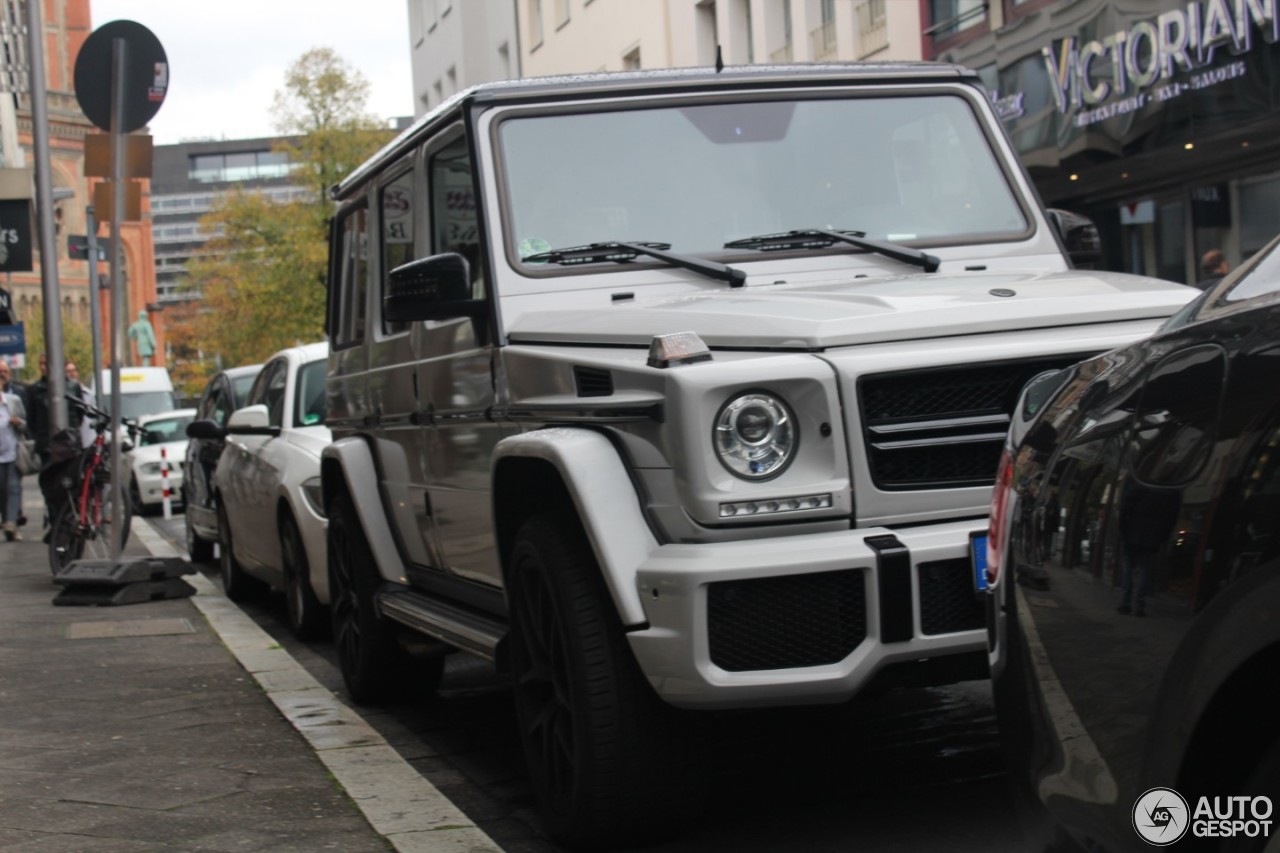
xmin=930 ymin=0 xmax=1280 ymax=285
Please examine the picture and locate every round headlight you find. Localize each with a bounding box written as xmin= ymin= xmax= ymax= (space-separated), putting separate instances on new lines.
xmin=714 ymin=392 xmax=797 ymax=480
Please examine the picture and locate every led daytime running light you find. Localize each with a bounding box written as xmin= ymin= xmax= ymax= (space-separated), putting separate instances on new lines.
xmin=720 ymin=493 xmax=832 ymax=518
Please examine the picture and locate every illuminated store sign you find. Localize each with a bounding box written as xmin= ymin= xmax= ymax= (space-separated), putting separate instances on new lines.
xmin=1042 ymin=0 xmax=1278 ymax=124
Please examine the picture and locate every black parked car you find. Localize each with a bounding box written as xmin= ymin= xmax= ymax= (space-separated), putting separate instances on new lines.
xmin=183 ymin=363 xmax=262 ymax=561
xmin=986 ymin=235 xmax=1280 ymax=852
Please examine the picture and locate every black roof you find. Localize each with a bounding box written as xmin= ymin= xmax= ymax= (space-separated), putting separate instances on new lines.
xmin=333 ymin=61 xmax=980 ymax=200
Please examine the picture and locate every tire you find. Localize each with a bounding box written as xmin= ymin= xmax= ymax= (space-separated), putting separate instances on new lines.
xmin=217 ymin=498 xmax=266 ymax=602
xmin=1221 ymin=738 xmax=1280 ymax=853
xmin=129 ymin=476 xmax=151 ymax=517
xmin=328 ymin=491 xmax=441 ymax=703
xmin=281 ymin=512 xmax=328 ymax=641
xmin=48 ymin=485 xmax=132 ymax=576
xmin=185 ymin=504 xmax=215 ymax=563
xmin=507 ymin=510 xmax=705 ymax=849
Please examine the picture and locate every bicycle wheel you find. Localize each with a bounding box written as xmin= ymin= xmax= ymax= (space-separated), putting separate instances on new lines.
xmin=48 ymin=485 xmax=133 ymax=576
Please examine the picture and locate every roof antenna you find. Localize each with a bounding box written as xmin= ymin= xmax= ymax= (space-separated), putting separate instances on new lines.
xmin=715 ymin=44 xmax=724 ymax=73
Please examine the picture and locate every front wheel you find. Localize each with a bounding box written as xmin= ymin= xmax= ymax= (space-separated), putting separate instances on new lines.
xmin=281 ymin=512 xmax=328 ymax=641
xmin=507 ymin=510 xmax=704 ymax=849
xmin=48 ymin=485 xmax=132 ymax=576
xmin=328 ymin=491 xmax=441 ymax=703
xmin=217 ymin=499 xmax=266 ymax=602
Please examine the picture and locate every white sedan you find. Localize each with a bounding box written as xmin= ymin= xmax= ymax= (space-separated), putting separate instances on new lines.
xmin=204 ymin=341 xmax=330 ymax=640
xmin=127 ymin=408 xmax=196 ymax=514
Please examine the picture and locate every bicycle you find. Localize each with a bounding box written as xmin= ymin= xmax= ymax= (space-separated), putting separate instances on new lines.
xmin=46 ymin=399 xmax=139 ymax=575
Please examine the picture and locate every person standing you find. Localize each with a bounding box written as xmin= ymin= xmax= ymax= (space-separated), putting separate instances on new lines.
xmin=26 ymin=352 xmax=86 ymax=467
xmin=0 ymin=359 xmax=27 ymax=532
xmin=0 ymin=381 xmax=25 ymax=540
xmin=65 ymin=360 xmax=96 ymax=449
xmin=1194 ymin=250 xmax=1230 ymax=290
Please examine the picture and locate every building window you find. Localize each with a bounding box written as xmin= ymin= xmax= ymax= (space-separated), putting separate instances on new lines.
xmin=622 ymin=46 xmax=641 ymax=70
xmin=771 ymin=0 xmax=794 ymax=62
xmin=810 ymin=0 xmax=838 ymax=61
xmin=926 ymin=0 xmax=987 ymax=42
xmin=188 ymin=150 xmax=291 ymax=183
xmin=855 ymin=0 xmax=887 ymax=58
xmin=498 ymin=42 xmax=511 ymax=80
xmin=696 ymin=0 xmax=717 ymax=66
xmin=555 ymin=0 xmax=570 ymax=28
xmin=410 ymin=0 xmax=424 ymax=46
xmin=529 ymin=0 xmax=544 ymax=49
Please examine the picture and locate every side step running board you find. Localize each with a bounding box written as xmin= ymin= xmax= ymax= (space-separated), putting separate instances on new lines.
xmin=378 ymin=587 xmax=506 ymax=663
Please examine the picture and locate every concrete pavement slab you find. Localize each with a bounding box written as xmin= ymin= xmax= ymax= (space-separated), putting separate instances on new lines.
xmin=0 ymin=484 xmax=503 ymax=853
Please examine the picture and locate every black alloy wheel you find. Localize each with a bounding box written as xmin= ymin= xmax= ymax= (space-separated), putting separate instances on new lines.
xmin=216 ymin=498 xmax=266 ymax=602
xmin=507 ymin=510 xmax=704 ymax=849
xmin=281 ymin=512 xmax=328 ymax=641
xmin=327 ymin=491 xmax=441 ymax=703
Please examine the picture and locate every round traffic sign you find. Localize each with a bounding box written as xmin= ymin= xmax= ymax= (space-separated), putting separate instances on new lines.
xmin=73 ymin=20 xmax=168 ymax=134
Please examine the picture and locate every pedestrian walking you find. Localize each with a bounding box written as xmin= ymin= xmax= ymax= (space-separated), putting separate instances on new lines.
xmin=1194 ymin=249 xmax=1230 ymax=290
xmin=65 ymin=360 xmax=97 ymax=449
xmin=0 ymin=383 xmax=25 ymax=540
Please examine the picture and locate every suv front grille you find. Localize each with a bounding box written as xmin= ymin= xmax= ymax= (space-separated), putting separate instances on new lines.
xmin=858 ymin=356 xmax=1085 ymax=490
xmin=918 ymin=558 xmax=985 ymax=635
xmin=708 ymin=570 xmax=866 ymax=671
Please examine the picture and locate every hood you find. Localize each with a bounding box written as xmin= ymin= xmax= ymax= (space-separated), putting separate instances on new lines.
xmin=506 ymin=269 xmax=1197 ymax=349
xmin=285 ymin=425 xmax=332 ymax=458
xmin=128 ymin=441 xmax=187 ymax=466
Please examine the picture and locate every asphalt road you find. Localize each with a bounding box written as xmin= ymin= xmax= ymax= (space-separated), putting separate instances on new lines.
xmin=150 ymin=512 xmax=1025 ymax=852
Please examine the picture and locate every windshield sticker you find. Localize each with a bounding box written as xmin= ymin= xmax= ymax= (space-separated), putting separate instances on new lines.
xmin=520 ymin=237 xmax=552 ymax=261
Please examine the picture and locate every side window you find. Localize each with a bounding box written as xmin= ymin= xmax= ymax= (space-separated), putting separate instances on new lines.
xmin=430 ymin=135 xmax=485 ymax=296
xmin=330 ymin=202 xmax=369 ymax=346
xmin=380 ymin=167 xmax=416 ymax=335
xmin=263 ymin=362 xmax=288 ymax=428
xmin=247 ymin=359 xmax=287 ymax=427
xmin=199 ymin=384 xmax=221 ymax=422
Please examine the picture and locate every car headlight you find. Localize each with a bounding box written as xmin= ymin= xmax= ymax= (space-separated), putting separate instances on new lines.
xmin=713 ymin=391 xmax=797 ymax=480
xmin=140 ymin=462 xmax=163 ymax=475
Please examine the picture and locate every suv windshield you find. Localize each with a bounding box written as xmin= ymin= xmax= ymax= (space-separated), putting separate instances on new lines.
xmin=500 ymin=93 xmax=1028 ymax=266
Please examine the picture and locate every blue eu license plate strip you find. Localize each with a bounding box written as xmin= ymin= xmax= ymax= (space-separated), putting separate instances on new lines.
xmin=971 ymin=533 xmax=989 ymax=592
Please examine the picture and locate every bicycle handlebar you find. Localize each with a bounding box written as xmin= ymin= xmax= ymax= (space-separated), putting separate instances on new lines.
xmin=65 ymin=394 xmax=140 ymax=436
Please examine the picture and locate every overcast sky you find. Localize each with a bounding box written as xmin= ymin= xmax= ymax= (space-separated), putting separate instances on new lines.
xmin=90 ymin=0 xmax=415 ymax=145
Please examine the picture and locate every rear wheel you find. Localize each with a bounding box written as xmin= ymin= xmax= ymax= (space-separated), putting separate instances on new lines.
xmin=281 ymin=512 xmax=328 ymax=641
xmin=328 ymin=491 xmax=441 ymax=703
xmin=507 ymin=510 xmax=704 ymax=849
xmin=185 ymin=504 xmax=215 ymax=563
xmin=217 ymin=499 xmax=266 ymax=601
xmin=48 ymin=485 xmax=132 ymax=576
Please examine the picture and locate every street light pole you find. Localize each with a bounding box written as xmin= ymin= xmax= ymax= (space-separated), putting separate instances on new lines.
xmin=25 ymin=0 xmax=66 ymax=428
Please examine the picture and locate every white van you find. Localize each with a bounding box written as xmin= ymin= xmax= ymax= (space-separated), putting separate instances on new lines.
xmin=93 ymin=367 xmax=177 ymax=421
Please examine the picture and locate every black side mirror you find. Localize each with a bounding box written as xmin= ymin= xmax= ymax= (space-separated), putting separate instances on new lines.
xmin=1046 ymin=208 xmax=1102 ymax=268
xmin=186 ymin=419 xmax=226 ymax=441
xmin=385 ymin=253 xmax=486 ymax=324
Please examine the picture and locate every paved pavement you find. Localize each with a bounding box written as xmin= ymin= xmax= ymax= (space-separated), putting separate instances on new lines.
xmin=0 ymin=484 xmax=502 ymax=853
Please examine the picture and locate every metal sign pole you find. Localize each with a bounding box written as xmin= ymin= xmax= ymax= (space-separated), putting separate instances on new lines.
xmin=25 ymin=0 xmax=66 ymax=428
xmin=108 ymin=37 xmax=127 ymax=559
xmin=85 ymin=206 xmax=103 ymax=409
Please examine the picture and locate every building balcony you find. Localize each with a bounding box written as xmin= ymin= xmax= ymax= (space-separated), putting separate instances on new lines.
xmin=810 ymin=21 xmax=837 ymax=62
xmin=855 ymin=0 xmax=888 ymax=58
xmin=769 ymin=41 xmax=793 ymax=63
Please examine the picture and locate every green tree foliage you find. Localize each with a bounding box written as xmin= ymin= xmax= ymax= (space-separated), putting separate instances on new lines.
xmin=181 ymin=48 xmax=394 ymax=372
xmin=271 ymin=47 xmax=393 ymax=202
xmin=15 ymin=304 xmax=94 ymax=385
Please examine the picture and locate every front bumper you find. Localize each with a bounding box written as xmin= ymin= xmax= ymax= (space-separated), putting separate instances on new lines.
xmin=628 ymin=519 xmax=988 ymax=708
xmin=136 ymin=470 xmax=184 ymax=506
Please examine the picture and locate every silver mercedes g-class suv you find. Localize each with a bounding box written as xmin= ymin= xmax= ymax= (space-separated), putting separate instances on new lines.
xmin=322 ymin=64 xmax=1194 ymax=847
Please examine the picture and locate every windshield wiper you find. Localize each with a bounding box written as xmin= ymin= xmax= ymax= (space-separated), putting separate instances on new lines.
xmin=724 ymin=228 xmax=940 ymax=273
xmin=524 ymin=241 xmax=748 ymax=287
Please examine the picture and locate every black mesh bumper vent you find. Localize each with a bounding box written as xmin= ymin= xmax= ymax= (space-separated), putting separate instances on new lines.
xmin=918 ymin=558 xmax=985 ymax=635
xmin=859 ymin=356 xmax=1086 ymax=490
xmin=573 ymin=366 xmax=614 ymax=397
xmin=708 ymin=570 xmax=866 ymax=672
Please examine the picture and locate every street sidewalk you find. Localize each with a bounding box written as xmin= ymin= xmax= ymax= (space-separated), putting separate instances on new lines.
xmin=0 ymin=487 xmax=501 ymax=853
